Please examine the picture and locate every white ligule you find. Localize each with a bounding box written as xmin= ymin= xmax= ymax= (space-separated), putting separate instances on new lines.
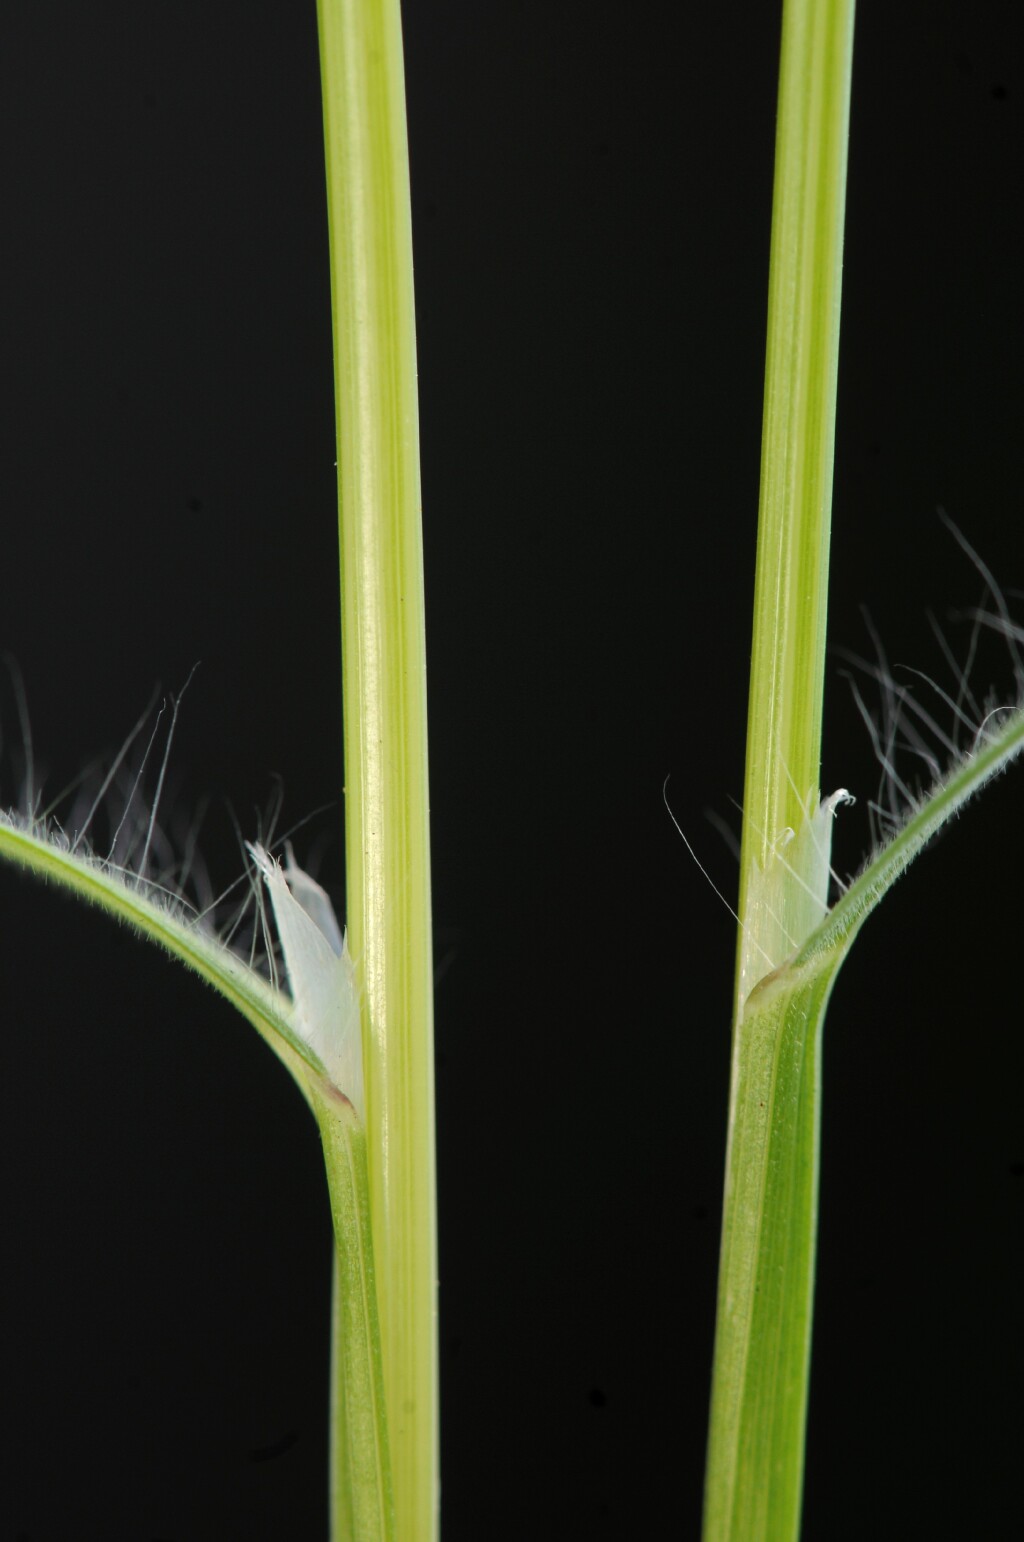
xmin=249 ymin=842 xmax=362 ymax=1116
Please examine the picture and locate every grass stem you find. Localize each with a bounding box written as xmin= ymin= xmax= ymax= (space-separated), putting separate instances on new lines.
xmin=734 ymin=0 xmax=856 ymax=1012
xmin=704 ymin=3 xmax=856 ymax=1536
xmin=315 ymin=1 xmax=438 ymax=1537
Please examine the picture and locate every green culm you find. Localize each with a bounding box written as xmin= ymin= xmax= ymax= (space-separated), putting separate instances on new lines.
xmin=702 ymin=1 xmax=1024 ymax=1537
xmin=0 ymin=1 xmax=434 ymax=1538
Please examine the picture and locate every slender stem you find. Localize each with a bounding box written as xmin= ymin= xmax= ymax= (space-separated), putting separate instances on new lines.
xmin=705 ymin=2 xmax=856 ymax=1538
xmin=315 ymin=2 xmax=438 ymax=1539
xmin=734 ymin=0 xmax=856 ymax=1014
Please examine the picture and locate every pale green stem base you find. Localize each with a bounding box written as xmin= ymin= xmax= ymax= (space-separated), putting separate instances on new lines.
xmin=315 ymin=1087 xmax=394 ymax=1542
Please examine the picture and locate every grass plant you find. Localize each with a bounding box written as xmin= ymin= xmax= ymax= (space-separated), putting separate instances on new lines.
xmin=0 ymin=1 xmax=1019 ymax=1537
xmin=703 ymin=1 xmax=1024 ymax=1536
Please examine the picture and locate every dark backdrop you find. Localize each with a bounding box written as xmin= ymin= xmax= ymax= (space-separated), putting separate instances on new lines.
xmin=2 ymin=3 xmax=1023 ymax=1538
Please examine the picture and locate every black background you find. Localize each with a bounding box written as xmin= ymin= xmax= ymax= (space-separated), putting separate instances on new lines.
xmin=2 ymin=3 xmax=1023 ymax=1538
